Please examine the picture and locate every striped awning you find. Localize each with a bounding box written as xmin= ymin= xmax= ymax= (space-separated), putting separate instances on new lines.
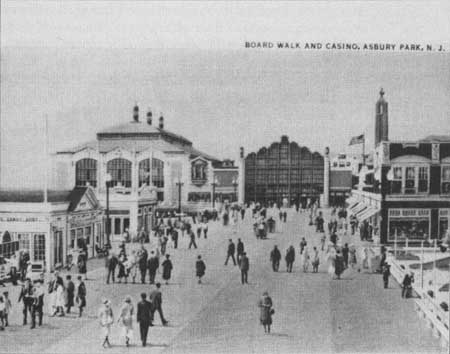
xmin=351 ymin=202 xmax=367 ymax=215
xmin=357 ymin=206 xmax=379 ymax=221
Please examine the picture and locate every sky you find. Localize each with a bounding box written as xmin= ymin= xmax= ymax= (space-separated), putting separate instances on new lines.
xmin=1 ymin=1 xmax=450 ymax=189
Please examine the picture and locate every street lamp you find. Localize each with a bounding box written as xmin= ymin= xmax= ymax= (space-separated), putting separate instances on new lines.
xmin=176 ymin=179 xmax=184 ymax=220
xmin=105 ymin=172 xmax=112 ymax=246
xmin=211 ymin=176 xmax=219 ymax=209
xmin=232 ymin=176 xmax=238 ymax=203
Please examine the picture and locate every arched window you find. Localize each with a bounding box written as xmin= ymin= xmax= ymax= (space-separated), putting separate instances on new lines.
xmin=152 ymin=158 xmax=164 ymax=188
xmin=139 ymin=159 xmax=151 ymax=187
xmin=107 ymin=158 xmax=132 ymax=187
xmin=191 ymin=160 xmax=207 ymax=181
xmin=75 ymin=158 xmax=97 ymax=187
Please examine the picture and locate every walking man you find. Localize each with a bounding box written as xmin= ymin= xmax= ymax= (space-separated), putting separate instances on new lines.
xmin=76 ymin=275 xmax=87 ymax=317
xmin=188 ymin=229 xmax=198 ymax=249
xmin=239 ymin=252 xmax=249 ymax=284
xmin=224 ymin=239 xmax=237 ymax=266
xmin=382 ymin=263 xmax=391 ymax=289
xmin=161 ymin=255 xmax=173 ymax=285
xmin=30 ymin=280 xmax=44 ymax=329
xmin=285 ymin=246 xmax=295 ymax=273
xmin=137 ymin=293 xmax=152 ymax=347
xmin=149 ymin=283 xmax=168 ymax=326
xmin=196 ymin=255 xmax=206 ymax=284
xmin=18 ymin=278 xmax=34 ymax=325
xmin=138 ymin=246 xmax=148 ymax=284
xmin=106 ymin=253 xmax=118 ymax=284
xmin=237 ymin=238 xmax=245 ymax=265
xmin=147 ymin=251 xmax=159 ymax=285
xmin=270 ymin=246 xmax=281 ymax=272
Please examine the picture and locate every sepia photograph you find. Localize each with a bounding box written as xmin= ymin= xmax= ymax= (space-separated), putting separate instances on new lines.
xmin=0 ymin=2 xmax=449 ymax=353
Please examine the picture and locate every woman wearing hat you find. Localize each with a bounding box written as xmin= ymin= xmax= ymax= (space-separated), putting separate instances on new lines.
xmin=98 ymin=299 xmax=114 ymax=348
xmin=258 ymin=291 xmax=273 ymax=334
xmin=118 ymin=296 xmax=134 ymax=347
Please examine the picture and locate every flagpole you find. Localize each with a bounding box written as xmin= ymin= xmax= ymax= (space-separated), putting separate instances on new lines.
xmin=44 ymin=115 xmax=48 ymax=203
xmin=362 ymin=135 xmax=366 ymax=166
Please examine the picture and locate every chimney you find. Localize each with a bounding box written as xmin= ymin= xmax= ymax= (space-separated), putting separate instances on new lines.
xmin=146 ymin=108 xmax=152 ymax=125
xmin=133 ymin=103 xmax=139 ymax=122
xmin=159 ymin=113 xmax=164 ymax=129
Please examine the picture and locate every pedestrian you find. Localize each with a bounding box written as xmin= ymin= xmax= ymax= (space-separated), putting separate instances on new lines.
xmin=349 ymin=246 xmax=357 ymax=269
xmin=55 ymin=280 xmax=66 ymax=316
xmin=258 ymin=291 xmax=273 ymax=334
xmin=196 ymin=255 xmax=206 ymax=284
xmin=302 ymin=248 xmax=310 ymax=272
xmin=202 ymin=221 xmax=208 ymax=239
xmin=196 ymin=224 xmax=202 ymax=239
xmin=312 ymin=247 xmax=320 ymax=273
xmin=138 ymin=246 xmax=148 ymax=284
xmin=224 ymin=239 xmax=237 ymax=266
xmin=285 ymin=246 xmax=295 ymax=273
xmin=283 ymin=211 xmax=287 ymax=223
xmin=161 ymin=254 xmax=173 ymax=285
xmin=106 ymin=253 xmax=118 ymax=284
xmin=240 ymin=252 xmax=249 ymax=284
xmin=149 ymin=283 xmax=168 ymax=326
xmin=98 ymin=299 xmax=114 ymax=348
xmin=18 ymin=278 xmax=34 ymax=325
xmin=31 ymin=280 xmax=44 ymax=329
xmin=188 ymin=229 xmax=198 ymax=249
xmin=0 ymin=295 xmax=5 ymax=330
xmin=76 ymin=275 xmax=86 ymax=317
xmin=334 ymin=251 xmax=344 ymax=280
xmin=342 ymin=243 xmax=349 ymax=269
xmin=3 ymin=291 xmax=11 ymax=327
xmin=118 ymin=296 xmax=134 ymax=347
xmin=147 ymin=251 xmax=159 ymax=285
xmin=136 ymin=293 xmax=152 ymax=347
xmin=382 ymin=264 xmax=391 ymax=289
xmin=77 ymin=250 xmax=88 ymax=280
xmin=65 ymin=275 xmax=75 ymax=314
xmin=270 ymin=245 xmax=281 ymax=272
xmin=160 ymin=234 xmax=168 ymax=255
xmin=320 ymin=234 xmax=326 ymax=251
xmin=117 ymin=255 xmax=127 ymax=284
xmin=237 ymin=238 xmax=245 ymax=265
xmin=171 ymin=229 xmax=179 ymax=249
xmin=401 ymin=272 xmax=414 ymax=298
xmin=299 ymin=238 xmax=307 ymax=255
xmin=327 ymin=246 xmax=336 ymax=277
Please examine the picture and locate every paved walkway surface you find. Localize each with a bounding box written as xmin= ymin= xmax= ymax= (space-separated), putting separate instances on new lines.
xmin=0 ymin=208 xmax=445 ymax=354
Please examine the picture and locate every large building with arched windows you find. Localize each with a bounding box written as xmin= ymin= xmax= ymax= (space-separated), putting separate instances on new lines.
xmin=54 ymin=105 xmax=239 ymax=243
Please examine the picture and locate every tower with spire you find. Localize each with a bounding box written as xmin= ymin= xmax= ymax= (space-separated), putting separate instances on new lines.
xmin=375 ymin=88 xmax=389 ymax=146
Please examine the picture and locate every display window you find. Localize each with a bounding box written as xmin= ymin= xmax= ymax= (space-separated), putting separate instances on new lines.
xmin=388 ymin=218 xmax=430 ymax=240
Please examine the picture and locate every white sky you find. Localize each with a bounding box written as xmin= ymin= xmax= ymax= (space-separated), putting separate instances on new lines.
xmin=1 ymin=1 xmax=450 ymax=189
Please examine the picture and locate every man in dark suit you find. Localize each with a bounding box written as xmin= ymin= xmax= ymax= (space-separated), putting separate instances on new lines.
xmin=224 ymin=239 xmax=236 ymax=266
xmin=18 ymin=278 xmax=34 ymax=325
xmin=137 ymin=293 xmax=152 ymax=347
xmin=138 ymin=247 xmax=149 ymax=284
xmin=147 ymin=251 xmax=159 ymax=285
xmin=239 ymin=252 xmax=249 ymax=284
xmin=149 ymin=283 xmax=168 ymax=326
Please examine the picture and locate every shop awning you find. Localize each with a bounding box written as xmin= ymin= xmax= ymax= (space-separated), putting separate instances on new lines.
xmin=354 ymin=205 xmax=369 ymax=218
xmin=357 ymin=206 xmax=379 ymax=222
xmin=351 ymin=202 xmax=367 ymax=215
xmin=345 ymin=196 xmax=357 ymax=207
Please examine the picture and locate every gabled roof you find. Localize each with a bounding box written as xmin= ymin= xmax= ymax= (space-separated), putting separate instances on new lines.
xmin=67 ymin=187 xmax=99 ymax=212
xmin=57 ymin=140 xmax=97 ymax=154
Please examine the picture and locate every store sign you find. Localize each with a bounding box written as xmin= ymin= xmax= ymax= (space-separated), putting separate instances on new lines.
xmin=0 ymin=216 xmax=46 ymax=223
xmin=389 ymin=209 xmax=430 ymax=218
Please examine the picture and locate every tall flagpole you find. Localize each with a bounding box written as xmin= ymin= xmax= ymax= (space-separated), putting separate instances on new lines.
xmin=44 ymin=115 xmax=49 ymax=203
xmin=362 ymin=134 xmax=366 ymax=166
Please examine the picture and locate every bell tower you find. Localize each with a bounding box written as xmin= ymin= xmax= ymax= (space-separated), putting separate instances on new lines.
xmin=375 ymin=88 xmax=388 ymax=146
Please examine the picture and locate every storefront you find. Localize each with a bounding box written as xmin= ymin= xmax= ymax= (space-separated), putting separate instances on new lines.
xmin=388 ymin=208 xmax=431 ymax=241
xmin=0 ymin=187 xmax=103 ymax=272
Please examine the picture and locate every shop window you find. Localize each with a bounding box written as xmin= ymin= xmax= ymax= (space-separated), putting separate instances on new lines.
xmin=114 ymin=218 xmax=121 ymax=235
xmin=123 ymin=218 xmax=130 ymax=232
xmin=107 ymin=158 xmax=132 ymax=188
xmin=404 ymin=167 xmax=416 ymax=194
xmin=418 ymin=167 xmax=429 ymax=193
xmin=152 ymin=158 xmax=164 ymax=188
xmin=388 ymin=218 xmax=429 ymax=240
xmin=33 ymin=234 xmax=46 ymax=261
xmin=75 ymin=158 xmax=98 ymax=187
xmin=139 ymin=159 xmax=151 ymax=187
xmin=17 ymin=233 xmax=31 ymax=253
xmin=442 ymin=166 xmax=450 ymax=194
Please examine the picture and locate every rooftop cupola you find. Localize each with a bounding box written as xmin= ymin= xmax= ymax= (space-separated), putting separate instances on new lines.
xmin=159 ymin=113 xmax=164 ymax=129
xmin=146 ymin=108 xmax=152 ymax=125
xmin=133 ymin=103 xmax=139 ymax=122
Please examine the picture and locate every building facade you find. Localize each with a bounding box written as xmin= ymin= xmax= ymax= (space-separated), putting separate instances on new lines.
xmin=54 ymin=105 xmax=238 ymax=240
xmin=244 ymin=136 xmax=324 ymax=206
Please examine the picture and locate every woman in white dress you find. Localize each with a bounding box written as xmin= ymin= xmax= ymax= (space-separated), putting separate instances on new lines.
xmin=99 ymin=299 xmax=114 ymax=348
xmin=117 ymin=296 xmax=134 ymax=347
xmin=327 ymin=246 xmax=337 ymax=277
xmin=302 ymin=248 xmax=310 ymax=272
xmin=55 ymin=282 xmax=66 ymax=316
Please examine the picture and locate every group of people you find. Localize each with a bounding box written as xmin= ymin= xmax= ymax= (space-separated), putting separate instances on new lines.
xmin=98 ymin=283 xmax=169 ymax=348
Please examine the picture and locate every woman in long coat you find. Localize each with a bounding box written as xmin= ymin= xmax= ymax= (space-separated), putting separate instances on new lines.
xmin=117 ymin=296 xmax=134 ymax=347
xmin=258 ymin=291 xmax=273 ymax=333
xmin=161 ymin=254 xmax=173 ymax=285
xmin=77 ymin=251 xmax=87 ymax=280
xmin=195 ymin=255 xmax=206 ymax=284
xmin=334 ymin=251 xmax=344 ymax=279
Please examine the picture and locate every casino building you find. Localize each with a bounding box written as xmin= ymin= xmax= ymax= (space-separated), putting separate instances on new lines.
xmin=347 ymin=89 xmax=450 ymax=244
xmin=54 ymin=105 xmax=239 ymax=241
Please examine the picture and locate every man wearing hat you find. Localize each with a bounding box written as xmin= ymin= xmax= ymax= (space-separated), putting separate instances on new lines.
xmin=136 ymin=293 xmax=152 ymax=347
xmin=31 ymin=280 xmax=44 ymax=328
xmin=18 ymin=278 xmax=34 ymax=325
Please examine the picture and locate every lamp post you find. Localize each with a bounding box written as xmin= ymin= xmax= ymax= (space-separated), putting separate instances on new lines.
xmin=176 ymin=180 xmax=184 ymax=220
xmin=105 ymin=172 xmax=112 ymax=246
xmin=232 ymin=177 xmax=238 ymax=203
xmin=211 ymin=176 xmax=219 ymax=209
